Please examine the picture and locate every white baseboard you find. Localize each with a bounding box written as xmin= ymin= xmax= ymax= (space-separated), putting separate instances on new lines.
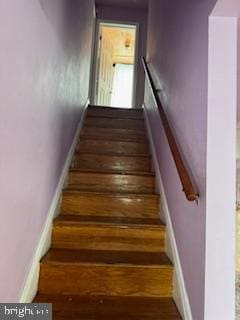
xmin=143 ymin=104 xmax=192 ymax=320
xmin=19 ymin=100 xmax=89 ymax=303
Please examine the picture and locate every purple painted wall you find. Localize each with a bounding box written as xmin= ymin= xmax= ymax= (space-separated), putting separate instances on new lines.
xmin=144 ymin=1 xmax=216 ymax=319
xmin=96 ymin=4 xmax=148 ymax=108
xmin=0 ymin=0 xmax=94 ymax=302
xmin=205 ymin=2 xmax=240 ymax=318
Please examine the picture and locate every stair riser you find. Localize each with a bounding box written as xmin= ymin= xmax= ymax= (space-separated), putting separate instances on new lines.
xmin=72 ymin=154 xmax=152 ymax=172
xmin=81 ymin=127 xmax=147 ymax=140
xmin=34 ymin=105 xmax=179 ymax=318
xmin=52 ymin=225 xmax=165 ymax=252
xmin=87 ymin=108 xmax=143 ymax=120
xmin=39 ymin=264 xmax=173 ymax=297
xmin=80 ymin=134 xmax=148 ymax=143
xmin=68 ymin=172 xmax=155 ymax=194
xmin=85 ymin=118 xmax=145 ymax=130
xmin=34 ymin=295 xmax=180 ymax=320
xmin=77 ymin=140 xmax=149 ymax=156
xmin=61 ymin=194 xmax=159 ymax=218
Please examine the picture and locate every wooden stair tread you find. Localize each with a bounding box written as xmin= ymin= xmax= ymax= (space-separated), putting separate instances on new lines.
xmin=80 ymin=128 xmax=147 ymax=141
xmin=42 ymin=249 xmax=172 ymax=267
xmin=88 ymin=105 xmax=143 ymax=111
xmin=33 ymin=295 xmax=182 ymax=319
xmin=34 ymin=105 xmax=180 ymax=317
xmin=85 ymin=116 xmax=144 ymax=123
xmin=82 ymin=126 xmax=146 ymax=134
xmin=72 ymin=153 xmax=152 ymax=173
xmin=87 ymin=113 xmax=144 ymax=121
xmin=78 ymin=138 xmax=148 ymax=145
xmin=70 ymin=168 xmax=154 ymax=176
xmin=52 ymin=215 xmax=165 ymax=252
xmin=87 ymin=105 xmax=144 ymax=119
xmin=67 ymin=186 xmax=156 ymax=195
xmin=54 ymin=215 xmax=164 ymax=229
xmin=68 ymin=171 xmax=155 ymax=194
xmin=61 ymin=191 xmax=160 ymax=219
xmin=81 ymin=128 xmax=147 ymax=143
xmin=69 ymin=169 xmax=155 ymax=177
xmin=57 ymin=215 xmax=163 ymax=227
xmin=77 ymin=139 xmax=150 ymax=156
xmin=80 ymin=133 xmax=148 ymax=143
xmin=76 ymin=150 xmax=150 ymax=157
xmin=39 ymin=255 xmax=172 ymax=297
xmin=61 ymin=190 xmax=160 ymax=207
xmin=62 ymin=190 xmax=159 ymax=200
xmin=84 ymin=118 xmax=145 ymax=130
xmin=75 ymin=152 xmax=151 ymax=158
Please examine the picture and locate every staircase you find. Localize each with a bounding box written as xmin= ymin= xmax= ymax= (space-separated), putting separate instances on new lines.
xmin=34 ymin=106 xmax=181 ymax=319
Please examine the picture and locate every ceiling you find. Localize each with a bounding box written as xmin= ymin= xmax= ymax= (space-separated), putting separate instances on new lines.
xmin=103 ymin=26 xmax=136 ymax=64
xmin=96 ymin=0 xmax=148 ymax=9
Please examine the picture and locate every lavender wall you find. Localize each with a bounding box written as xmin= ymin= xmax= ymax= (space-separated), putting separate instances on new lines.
xmin=206 ymin=13 xmax=238 ymax=319
xmin=205 ymin=2 xmax=240 ymax=318
xmin=0 ymin=0 xmax=94 ymax=302
xmin=96 ymin=4 xmax=148 ymax=108
xmin=144 ymin=1 xmax=216 ymax=319
xmin=212 ymin=0 xmax=240 ymax=16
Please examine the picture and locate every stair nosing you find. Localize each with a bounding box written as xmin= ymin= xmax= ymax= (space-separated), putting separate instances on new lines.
xmin=57 ymin=215 xmax=164 ymax=226
xmin=84 ymin=125 xmax=146 ymax=132
xmin=86 ymin=115 xmax=145 ymax=122
xmin=53 ymin=219 xmax=165 ymax=230
xmin=78 ymin=137 xmax=148 ymax=145
xmin=41 ymin=260 xmax=173 ymax=269
xmin=60 ymin=212 xmax=160 ymax=219
xmin=70 ymin=168 xmax=154 ymax=176
xmin=69 ymin=169 xmax=155 ymax=177
xmin=75 ymin=151 xmax=151 ymax=159
xmin=76 ymin=151 xmax=150 ymax=157
xmin=66 ymin=187 xmax=156 ymax=195
xmin=41 ymin=249 xmax=172 ymax=268
xmin=82 ymin=126 xmax=146 ymax=131
xmin=88 ymin=106 xmax=143 ymax=113
xmin=62 ymin=190 xmax=160 ymax=198
xmin=86 ymin=115 xmax=144 ymax=121
xmin=81 ymin=133 xmax=147 ymax=139
xmin=79 ymin=136 xmax=149 ymax=143
xmin=34 ymin=294 xmax=176 ymax=302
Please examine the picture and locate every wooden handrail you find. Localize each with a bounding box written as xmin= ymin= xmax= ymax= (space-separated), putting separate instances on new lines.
xmin=142 ymin=57 xmax=199 ymax=202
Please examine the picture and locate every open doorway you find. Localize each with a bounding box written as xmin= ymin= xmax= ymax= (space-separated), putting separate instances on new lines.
xmin=92 ymin=21 xmax=138 ymax=108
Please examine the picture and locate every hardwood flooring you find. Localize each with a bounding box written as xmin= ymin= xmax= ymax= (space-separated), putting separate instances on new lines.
xmin=34 ymin=105 xmax=181 ymax=319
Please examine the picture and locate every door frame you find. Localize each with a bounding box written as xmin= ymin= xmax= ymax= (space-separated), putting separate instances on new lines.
xmin=90 ymin=19 xmax=139 ymax=108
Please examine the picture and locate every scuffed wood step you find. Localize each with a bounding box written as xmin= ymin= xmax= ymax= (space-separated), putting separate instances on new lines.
xmin=57 ymin=215 xmax=162 ymax=227
xmin=81 ymin=127 xmax=147 ymax=142
xmin=85 ymin=117 xmax=145 ymax=130
xmin=39 ymin=249 xmax=173 ymax=297
xmin=61 ymin=191 xmax=159 ymax=219
xmin=32 ymin=105 xmax=181 ymax=319
xmin=71 ymin=168 xmax=153 ymax=176
xmin=34 ymin=295 xmax=182 ymax=320
xmin=52 ymin=215 xmax=165 ymax=252
xmin=87 ymin=105 xmax=144 ymax=120
xmin=80 ymin=133 xmax=148 ymax=143
xmin=42 ymin=248 xmax=170 ymax=266
xmin=77 ymin=139 xmax=149 ymax=156
xmin=67 ymin=170 xmax=155 ymax=194
xmin=72 ymin=153 xmax=152 ymax=172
